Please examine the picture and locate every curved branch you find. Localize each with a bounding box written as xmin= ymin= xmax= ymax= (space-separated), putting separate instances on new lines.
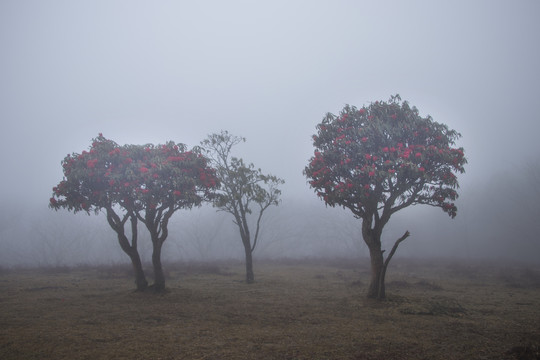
xmin=378 ymin=230 xmax=411 ymax=299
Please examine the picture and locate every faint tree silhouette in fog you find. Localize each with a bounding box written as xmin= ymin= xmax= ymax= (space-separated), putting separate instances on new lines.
xmin=304 ymin=95 xmax=467 ymax=299
xmin=202 ymin=131 xmax=284 ymax=283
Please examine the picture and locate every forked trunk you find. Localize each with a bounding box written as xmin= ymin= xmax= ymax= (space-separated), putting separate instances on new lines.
xmin=365 ymin=230 xmax=411 ymax=300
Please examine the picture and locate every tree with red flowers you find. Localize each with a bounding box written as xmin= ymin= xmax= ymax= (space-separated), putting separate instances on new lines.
xmin=50 ymin=134 xmax=219 ymax=291
xmin=304 ymin=95 xmax=466 ymax=299
xmin=202 ymin=131 xmax=284 ymax=283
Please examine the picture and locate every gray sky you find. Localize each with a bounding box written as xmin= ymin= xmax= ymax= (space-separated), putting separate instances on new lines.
xmin=1 ymin=1 xmax=540 ymax=264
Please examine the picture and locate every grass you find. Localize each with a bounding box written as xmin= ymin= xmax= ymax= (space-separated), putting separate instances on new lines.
xmin=1 ymin=259 xmax=540 ymax=359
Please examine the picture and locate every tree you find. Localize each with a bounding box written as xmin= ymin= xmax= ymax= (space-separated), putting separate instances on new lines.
xmin=50 ymin=135 xmax=148 ymax=290
xmin=50 ymin=134 xmax=219 ymax=291
xmin=202 ymin=131 xmax=284 ymax=283
xmin=304 ymin=95 xmax=466 ymax=299
xmin=127 ymin=141 xmax=218 ymax=291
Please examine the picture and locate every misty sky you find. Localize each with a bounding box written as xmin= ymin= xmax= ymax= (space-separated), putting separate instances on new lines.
xmin=1 ymin=1 xmax=540 ymax=264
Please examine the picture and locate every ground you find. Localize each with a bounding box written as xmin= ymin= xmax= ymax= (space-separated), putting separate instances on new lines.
xmin=1 ymin=258 xmax=539 ymax=359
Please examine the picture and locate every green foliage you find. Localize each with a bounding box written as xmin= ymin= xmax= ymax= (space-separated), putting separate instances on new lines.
xmin=304 ymin=95 xmax=467 ymax=220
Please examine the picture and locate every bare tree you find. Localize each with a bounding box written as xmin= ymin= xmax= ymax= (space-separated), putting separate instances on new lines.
xmin=202 ymin=131 xmax=284 ymax=283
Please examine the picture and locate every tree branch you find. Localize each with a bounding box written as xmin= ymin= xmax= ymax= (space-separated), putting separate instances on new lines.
xmin=378 ymin=230 xmax=411 ymax=299
xmin=383 ymin=230 xmax=410 ymax=269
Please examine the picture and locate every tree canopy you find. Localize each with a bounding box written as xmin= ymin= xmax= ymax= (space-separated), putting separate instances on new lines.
xmin=50 ymin=134 xmax=218 ymax=216
xmin=305 ymin=95 xmax=466 ymax=221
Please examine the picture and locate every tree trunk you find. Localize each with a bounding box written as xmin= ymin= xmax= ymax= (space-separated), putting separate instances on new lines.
xmin=244 ymin=242 xmax=255 ymax=284
xmin=128 ymin=250 xmax=148 ymax=291
xmin=367 ymin=244 xmax=385 ymax=299
xmin=151 ymin=240 xmax=166 ymax=292
xmin=114 ymin=230 xmax=148 ymax=292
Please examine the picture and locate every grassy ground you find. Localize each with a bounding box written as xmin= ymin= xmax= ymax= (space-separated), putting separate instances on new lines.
xmin=1 ymin=258 xmax=539 ymax=360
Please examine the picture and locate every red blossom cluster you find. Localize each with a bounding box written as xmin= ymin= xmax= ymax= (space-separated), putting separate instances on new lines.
xmin=50 ymin=134 xmax=219 ymax=214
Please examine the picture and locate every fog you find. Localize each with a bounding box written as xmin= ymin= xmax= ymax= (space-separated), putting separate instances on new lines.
xmin=1 ymin=1 xmax=540 ymax=267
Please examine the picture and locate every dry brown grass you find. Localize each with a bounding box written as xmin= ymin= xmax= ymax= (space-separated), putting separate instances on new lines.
xmin=1 ymin=259 xmax=540 ymax=360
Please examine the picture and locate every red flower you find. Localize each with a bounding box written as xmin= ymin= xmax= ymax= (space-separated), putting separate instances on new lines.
xmin=419 ymin=167 xmax=425 ymax=172
xmin=415 ymin=152 xmax=422 ymax=158
xmin=153 ymin=174 xmax=159 ymax=179
xmin=86 ymin=159 xmax=98 ymax=168
xmin=167 ymin=156 xmax=184 ymax=162
xmin=361 ymin=137 xmax=368 ymax=142
xmin=382 ymin=147 xmax=389 ymax=152
xmin=109 ymin=179 xmax=115 ymax=186
xmin=388 ymin=169 xmax=396 ymax=174
xmin=359 ymin=108 xmax=365 ymax=115
xmin=49 ymin=197 xmax=57 ymax=205
xmin=368 ymin=171 xmax=375 ymax=177
xmin=390 ymin=114 xmax=397 ymax=119
xmin=139 ymin=166 xmax=149 ymax=173
xmin=173 ymin=190 xmax=181 ymax=196
xmin=365 ymin=154 xmax=372 ymax=160
xmin=364 ymin=184 xmax=370 ymax=190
